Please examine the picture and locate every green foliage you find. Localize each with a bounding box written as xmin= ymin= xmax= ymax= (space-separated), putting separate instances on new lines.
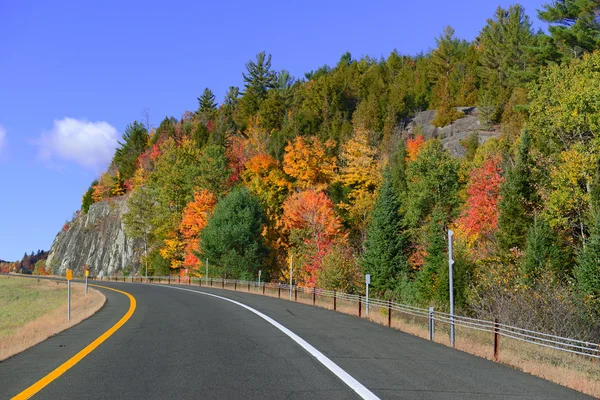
xmin=113 ymin=121 xmax=149 ymax=180
xmin=197 ymin=88 xmax=217 ymax=115
xmin=405 ymin=140 xmax=460 ymax=230
xmin=539 ymin=0 xmax=600 ymax=59
xmin=521 ymin=216 xmax=568 ymax=281
xmin=361 ymin=169 xmax=409 ymax=293
xmin=243 ymin=51 xmax=276 ymax=101
xmin=197 ymin=187 xmax=268 ymax=279
xmin=81 ymin=180 xmax=97 ymax=213
xmin=317 ymin=245 xmax=361 ymax=294
xmin=497 ymin=131 xmax=537 ymax=251
xmin=460 ymin=132 xmax=479 ymax=162
xmin=576 ymin=211 xmax=600 ymax=299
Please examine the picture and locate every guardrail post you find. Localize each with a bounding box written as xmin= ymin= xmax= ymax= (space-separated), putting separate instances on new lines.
xmin=388 ymin=299 xmax=392 ymax=327
xmin=294 ymin=287 xmax=297 ymax=301
xmin=358 ymin=295 xmax=362 ymax=318
xmin=429 ymin=307 xmax=434 ymax=341
xmin=211 ymin=278 xmax=213 ymax=287
xmin=333 ymin=290 xmax=337 ymax=311
xmin=168 ymin=276 xmax=171 ymax=285
xmin=178 ymin=276 xmax=180 ymax=284
xmin=262 ymin=284 xmax=265 ymax=295
xmin=199 ymin=278 xmax=201 ymax=287
xmin=494 ymin=318 xmax=499 ymax=360
xmin=313 ymin=290 xmax=316 ymax=306
xmin=248 ymin=282 xmax=250 ymax=291
xmin=222 ymin=279 xmax=224 ymax=289
xmin=278 ymin=286 xmax=281 ymax=298
xmin=235 ymin=281 xmax=237 ymax=290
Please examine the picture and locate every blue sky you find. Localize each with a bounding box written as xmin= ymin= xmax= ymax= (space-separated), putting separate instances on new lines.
xmin=0 ymin=0 xmax=548 ymax=261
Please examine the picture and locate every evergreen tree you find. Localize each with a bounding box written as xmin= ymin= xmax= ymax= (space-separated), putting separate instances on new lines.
xmin=521 ymin=215 xmax=566 ymax=281
xmin=197 ymin=88 xmax=217 ymax=115
xmin=81 ymin=180 xmax=98 ymax=213
xmin=576 ymin=211 xmax=600 ymax=299
xmin=113 ymin=121 xmax=149 ymax=180
xmin=539 ymin=0 xmax=600 ymax=59
xmin=497 ymin=131 xmax=538 ymax=251
xmin=197 ymin=187 xmax=268 ymax=279
xmin=242 ymin=51 xmax=276 ymax=101
xmin=389 ymin=140 xmax=407 ymax=196
xmin=360 ymin=169 xmax=409 ymax=293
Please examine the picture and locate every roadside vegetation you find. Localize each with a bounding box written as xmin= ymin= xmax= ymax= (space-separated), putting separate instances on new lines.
xmin=0 ymin=276 xmax=105 ymax=360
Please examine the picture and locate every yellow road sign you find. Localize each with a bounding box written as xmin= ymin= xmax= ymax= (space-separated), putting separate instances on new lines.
xmin=85 ymin=270 xmax=89 ymax=277
xmin=66 ymin=269 xmax=73 ymax=281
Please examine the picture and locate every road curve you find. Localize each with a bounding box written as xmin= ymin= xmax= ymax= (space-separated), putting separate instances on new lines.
xmin=0 ymin=281 xmax=593 ymax=399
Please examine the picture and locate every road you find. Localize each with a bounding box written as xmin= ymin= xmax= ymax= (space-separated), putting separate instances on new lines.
xmin=0 ymin=281 xmax=593 ymax=399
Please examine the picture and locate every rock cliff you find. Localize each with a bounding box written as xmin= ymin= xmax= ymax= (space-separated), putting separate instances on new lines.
xmin=46 ymin=196 xmax=142 ymax=277
xmin=403 ymin=107 xmax=500 ymax=156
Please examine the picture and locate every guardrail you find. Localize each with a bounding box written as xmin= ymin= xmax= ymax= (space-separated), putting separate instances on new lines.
xmin=92 ymin=274 xmax=600 ymax=360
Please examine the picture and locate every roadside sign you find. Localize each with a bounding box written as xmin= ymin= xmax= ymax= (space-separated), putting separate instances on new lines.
xmin=365 ymin=274 xmax=370 ymax=285
xmin=66 ymin=269 xmax=73 ymax=281
xmin=85 ymin=270 xmax=89 ymax=277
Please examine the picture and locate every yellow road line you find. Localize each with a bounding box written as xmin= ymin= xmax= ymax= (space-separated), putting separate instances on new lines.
xmin=12 ymin=285 xmax=136 ymax=400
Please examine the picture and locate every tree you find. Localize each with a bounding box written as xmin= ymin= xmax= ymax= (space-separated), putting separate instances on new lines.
xmin=361 ymin=169 xmax=409 ymax=293
xmin=497 ymin=131 xmax=538 ymax=251
xmin=316 ymin=244 xmax=362 ymax=294
xmin=576 ymin=211 xmax=600 ymax=299
xmin=197 ymin=187 xmax=268 ymax=279
xmin=179 ymin=189 xmax=217 ymax=269
xmin=455 ymin=155 xmax=504 ymax=255
xmin=81 ymin=180 xmax=98 ymax=213
xmin=521 ymin=216 xmax=567 ymax=281
xmin=283 ymin=136 xmax=337 ymax=191
xmin=243 ymin=51 xmax=276 ymax=101
xmin=283 ymin=190 xmax=345 ymax=285
xmin=539 ymin=0 xmax=600 ymax=59
xmin=197 ymin=88 xmax=217 ymax=115
xmin=113 ymin=121 xmax=149 ymax=180
xmin=123 ymin=186 xmax=156 ymax=277
xmin=112 ymin=171 xmax=126 ymax=196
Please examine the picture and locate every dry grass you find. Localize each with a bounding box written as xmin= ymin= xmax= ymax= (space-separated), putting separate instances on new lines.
xmin=0 ymin=276 xmax=105 ymax=361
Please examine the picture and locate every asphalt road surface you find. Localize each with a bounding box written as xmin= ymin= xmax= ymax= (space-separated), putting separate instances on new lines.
xmin=0 ymin=280 xmax=593 ymax=399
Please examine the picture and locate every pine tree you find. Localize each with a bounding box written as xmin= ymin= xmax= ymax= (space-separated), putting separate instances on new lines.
xmin=521 ymin=216 xmax=566 ymax=281
xmin=81 ymin=180 xmax=98 ymax=213
xmin=497 ymin=131 xmax=538 ymax=251
xmin=360 ymin=169 xmax=409 ymax=293
xmin=113 ymin=121 xmax=149 ymax=180
xmin=576 ymin=209 xmax=600 ymax=299
xmin=242 ymin=51 xmax=276 ymax=101
xmin=539 ymin=0 xmax=600 ymax=59
xmin=197 ymin=88 xmax=217 ymax=115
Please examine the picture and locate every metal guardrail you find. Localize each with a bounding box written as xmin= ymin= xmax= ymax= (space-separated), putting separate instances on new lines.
xmin=93 ymin=274 xmax=600 ymax=359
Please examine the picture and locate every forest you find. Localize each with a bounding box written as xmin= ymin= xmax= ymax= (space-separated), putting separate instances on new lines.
xmin=80 ymin=2 xmax=600 ymax=340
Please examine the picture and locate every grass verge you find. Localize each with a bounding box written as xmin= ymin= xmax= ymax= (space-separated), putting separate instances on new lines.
xmin=0 ymin=276 xmax=105 ymax=361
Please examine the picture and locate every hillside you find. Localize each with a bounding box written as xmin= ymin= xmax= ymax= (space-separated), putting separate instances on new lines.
xmin=46 ymin=2 xmax=600 ymax=343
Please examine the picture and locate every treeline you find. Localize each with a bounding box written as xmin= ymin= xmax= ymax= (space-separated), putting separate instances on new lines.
xmin=0 ymin=250 xmax=49 ymax=274
xmin=81 ymin=2 xmax=600 ymax=339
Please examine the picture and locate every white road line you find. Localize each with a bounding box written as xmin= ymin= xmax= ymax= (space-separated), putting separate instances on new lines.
xmin=163 ymin=285 xmax=380 ymax=400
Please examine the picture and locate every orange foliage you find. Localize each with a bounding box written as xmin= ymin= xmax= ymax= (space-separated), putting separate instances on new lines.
xmin=179 ymin=189 xmax=217 ymax=268
xmin=283 ymin=190 xmax=345 ymax=286
xmin=406 ymin=134 xmax=425 ymax=162
xmin=283 ymin=136 xmax=337 ymax=191
xmin=228 ymin=117 xmax=269 ymax=183
xmin=92 ymin=173 xmax=113 ymax=202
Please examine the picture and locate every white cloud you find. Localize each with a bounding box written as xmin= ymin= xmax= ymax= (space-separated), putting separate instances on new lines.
xmin=38 ymin=118 xmax=119 ymax=169
xmin=0 ymin=125 xmax=6 ymax=153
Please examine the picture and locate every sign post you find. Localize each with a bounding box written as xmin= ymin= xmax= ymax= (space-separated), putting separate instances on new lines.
xmin=66 ymin=269 xmax=73 ymax=321
xmin=289 ymin=255 xmax=293 ymax=301
xmin=85 ymin=269 xmax=89 ymax=295
xmin=365 ymin=274 xmax=371 ymax=317
xmin=448 ymin=229 xmax=455 ymax=348
xmin=258 ymin=270 xmax=262 ymax=293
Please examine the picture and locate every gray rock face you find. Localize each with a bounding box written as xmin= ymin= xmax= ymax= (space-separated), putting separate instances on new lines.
xmin=46 ymin=196 xmax=142 ymax=277
xmin=404 ymin=107 xmax=500 ymax=157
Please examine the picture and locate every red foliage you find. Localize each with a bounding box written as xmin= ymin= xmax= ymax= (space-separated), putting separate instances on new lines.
xmin=62 ymin=223 xmax=69 ymax=232
xmin=455 ymin=155 xmax=505 ymax=247
xmin=206 ymin=120 xmax=214 ymax=133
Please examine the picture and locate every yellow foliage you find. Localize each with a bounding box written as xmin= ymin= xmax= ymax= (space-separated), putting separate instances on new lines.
xmin=283 ymin=136 xmax=336 ymax=191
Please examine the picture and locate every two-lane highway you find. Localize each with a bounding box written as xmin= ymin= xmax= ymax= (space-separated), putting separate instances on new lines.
xmin=0 ymin=281 xmax=593 ymax=399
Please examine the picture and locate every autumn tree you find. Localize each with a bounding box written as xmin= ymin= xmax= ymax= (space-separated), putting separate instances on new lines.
xmin=283 ymin=190 xmax=345 ymax=286
xmin=454 ymin=155 xmax=504 ymax=255
xmin=123 ymin=186 xmax=156 ymax=276
xmin=283 ymin=136 xmax=337 ymax=191
xmin=179 ymin=189 xmax=217 ymax=269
